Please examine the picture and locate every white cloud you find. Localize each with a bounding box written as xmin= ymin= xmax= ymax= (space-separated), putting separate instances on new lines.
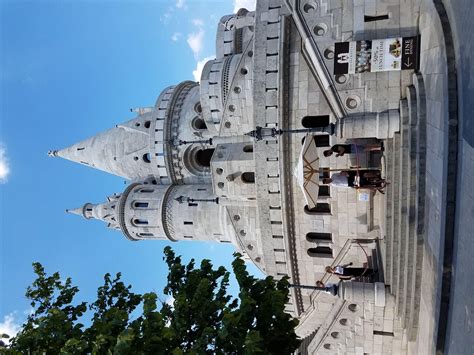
xmin=160 ymin=7 xmax=174 ymax=23
xmin=233 ymin=0 xmax=256 ymax=13
xmin=187 ymin=29 xmax=205 ymax=58
xmin=0 ymin=144 xmax=10 ymax=184
xmin=171 ymin=32 xmax=182 ymax=42
xmin=175 ymin=0 xmax=186 ymax=9
xmin=0 ymin=313 xmax=21 ymax=346
xmin=192 ymin=18 xmax=204 ymax=27
xmin=192 ymin=56 xmax=214 ymax=82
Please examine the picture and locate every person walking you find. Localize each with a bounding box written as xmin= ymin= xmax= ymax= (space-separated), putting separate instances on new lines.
xmin=316 ymin=280 xmax=339 ymax=296
xmin=323 ymin=142 xmax=383 ymax=157
xmin=325 ymin=263 xmax=374 ymax=280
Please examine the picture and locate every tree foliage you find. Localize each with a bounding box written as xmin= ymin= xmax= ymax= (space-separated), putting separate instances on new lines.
xmin=3 ymin=247 xmax=299 ymax=354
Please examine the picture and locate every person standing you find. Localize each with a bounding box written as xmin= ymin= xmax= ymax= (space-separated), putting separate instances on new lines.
xmin=322 ymin=171 xmax=355 ymax=187
xmin=323 ymin=142 xmax=383 ymax=157
xmin=325 ymin=263 xmax=374 ymax=280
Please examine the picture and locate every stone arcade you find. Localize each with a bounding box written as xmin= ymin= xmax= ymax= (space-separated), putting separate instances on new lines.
xmin=49 ymin=0 xmax=426 ymax=353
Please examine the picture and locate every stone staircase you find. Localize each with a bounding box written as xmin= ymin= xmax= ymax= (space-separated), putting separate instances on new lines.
xmin=383 ymin=73 xmax=427 ymax=342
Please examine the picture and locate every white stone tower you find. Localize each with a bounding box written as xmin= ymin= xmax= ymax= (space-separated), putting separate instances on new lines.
xmin=50 ymin=1 xmax=417 ymax=352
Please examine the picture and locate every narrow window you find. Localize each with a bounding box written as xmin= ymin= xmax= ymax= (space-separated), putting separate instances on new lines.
xmin=301 ymin=115 xmax=330 ymax=128
xmin=305 ymin=203 xmax=331 ymax=214
xmin=301 ymin=135 xmax=330 ymax=147
xmin=314 ymin=135 xmax=330 ymax=147
xmin=188 ymin=203 xmax=198 ymax=207
xmin=241 ymin=172 xmax=255 ymax=183
xmin=133 ymin=219 xmax=148 ymax=225
xmin=318 ymin=186 xmax=330 ymax=197
xmin=140 ymin=189 xmax=154 ymax=193
xmin=308 ymin=247 xmax=333 ymax=258
xmin=373 ymin=331 xmax=394 ymax=336
xmin=243 ymin=145 xmax=254 ymax=153
xmin=184 ymin=221 xmax=193 ymax=225
xmin=77 ymin=147 xmax=85 ymax=151
xmin=138 ymin=232 xmax=154 ymax=237
xmin=319 ymin=169 xmax=330 ymax=179
xmin=144 ymin=121 xmax=151 ymax=128
xmin=364 ymin=14 xmax=389 ymax=22
xmin=143 ymin=153 xmax=152 ymax=163
xmin=306 ymin=233 xmax=332 ymax=242
xmin=184 ymin=235 xmax=193 ymax=239
xmin=133 ymin=202 xmax=149 ymax=208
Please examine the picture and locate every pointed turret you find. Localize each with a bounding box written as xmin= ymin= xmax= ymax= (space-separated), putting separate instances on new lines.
xmin=49 ymin=112 xmax=161 ymax=180
xmin=65 ymin=206 xmax=84 ymax=217
xmin=66 ymin=195 xmax=121 ymax=230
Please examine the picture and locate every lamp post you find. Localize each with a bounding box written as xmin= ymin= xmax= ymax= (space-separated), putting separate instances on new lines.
xmin=174 ymin=195 xmax=220 ymax=204
xmin=172 ymin=123 xmax=336 ymax=146
xmin=244 ymin=123 xmax=336 ymax=141
xmin=288 ymin=283 xmax=339 ymax=296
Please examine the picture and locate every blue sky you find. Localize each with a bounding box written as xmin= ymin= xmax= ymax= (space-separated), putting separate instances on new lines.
xmin=0 ymin=0 xmax=258 ymax=338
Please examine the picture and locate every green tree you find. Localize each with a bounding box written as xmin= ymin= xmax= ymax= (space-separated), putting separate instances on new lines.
xmin=4 ymin=248 xmax=300 ymax=354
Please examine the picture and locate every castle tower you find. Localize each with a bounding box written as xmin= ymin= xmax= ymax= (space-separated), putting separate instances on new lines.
xmin=68 ymin=183 xmax=235 ymax=244
xmin=49 ymin=80 xmax=221 ymax=185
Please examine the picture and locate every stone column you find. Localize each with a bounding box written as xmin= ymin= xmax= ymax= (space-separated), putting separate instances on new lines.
xmin=338 ymin=281 xmax=386 ymax=307
xmin=341 ymin=110 xmax=400 ymax=139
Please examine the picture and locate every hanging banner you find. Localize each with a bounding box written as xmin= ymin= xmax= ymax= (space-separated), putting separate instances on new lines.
xmin=334 ymin=36 xmax=420 ymax=74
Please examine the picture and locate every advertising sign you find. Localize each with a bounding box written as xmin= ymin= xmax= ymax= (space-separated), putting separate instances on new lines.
xmin=334 ymin=36 xmax=420 ymax=74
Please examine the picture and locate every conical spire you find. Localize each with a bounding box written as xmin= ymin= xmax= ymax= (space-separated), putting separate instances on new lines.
xmin=66 ymin=196 xmax=121 ymax=230
xmin=49 ymin=114 xmax=159 ymax=180
xmin=65 ymin=206 xmax=86 ymax=217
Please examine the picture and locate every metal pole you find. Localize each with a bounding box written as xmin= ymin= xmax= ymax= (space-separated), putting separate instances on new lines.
xmin=288 ymin=284 xmax=327 ymax=291
xmin=289 ymin=283 xmax=339 ymax=296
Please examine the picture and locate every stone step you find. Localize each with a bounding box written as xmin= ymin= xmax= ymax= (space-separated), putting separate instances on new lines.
xmin=399 ymin=86 xmax=418 ymax=330
xmin=395 ymin=97 xmax=411 ymax=327
xmin=383 ymin=74 xmax=427 ymax=343
xmin=389 ymin=133 xmax=401 ymax=296
xmin=407 ymin=73 xmax=427 ymax=341
xmin=383 ymin=138 xmax=394 ymax=286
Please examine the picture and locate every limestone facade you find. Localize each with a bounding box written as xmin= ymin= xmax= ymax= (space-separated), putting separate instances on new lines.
xmin=50 ymin=0 xmax=424 ymax=353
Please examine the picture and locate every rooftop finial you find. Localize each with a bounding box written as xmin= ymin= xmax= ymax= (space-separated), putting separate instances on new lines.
xmin=130 ymin=107 xmax=154 ymax=115
xmin=48 ymin=150 xmax=58 ymax=157
xmin=65 ymin=206 xmax=85 ymax=217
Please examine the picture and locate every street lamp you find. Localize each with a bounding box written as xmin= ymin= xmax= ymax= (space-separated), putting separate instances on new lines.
xmin=172 ymin=123 xmax=336 ymax=146
xmin=174 ymin=195 xmax=220 ymax=204
xmin=244 ymin=123 xmax=336 ymax=141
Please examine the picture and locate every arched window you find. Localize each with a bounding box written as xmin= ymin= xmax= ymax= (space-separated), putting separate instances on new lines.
xmin=243 ymin=145 xmax=254 ymax=153
xmin=308 ymin=247 xmax=333 ymax=258
xmin=241 ymin=172 xmax=255 ymax=183
xmin=133 ymin=202 xmax=149 ymax=208
xmin=192 ymin=117 xmax=207 ymax=130
xmin=301 ymin=115 xmax=330 ymax=128
xmin=133 ymin=219 xmax=148 ymax=226
xmin=306 ymin=233 xmax=332 ymax=242
xmin=196 ymin=149 xmax=215 ymax=167
xmin=143 ymin=153 xmax=151 ymax=163
xmin=305 ymin=203 xmax=331 ymax=214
